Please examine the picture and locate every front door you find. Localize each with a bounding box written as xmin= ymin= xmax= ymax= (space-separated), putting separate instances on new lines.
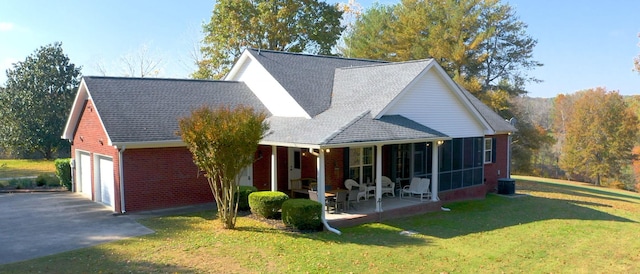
xmin=288 ymin=148 xmax=301 ymax=189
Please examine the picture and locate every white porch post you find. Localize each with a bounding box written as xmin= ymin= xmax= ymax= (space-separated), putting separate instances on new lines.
xmin=375 ymin=144 xmax=383 ymax=212
xmin=431 ymin=141 xmax=440 ymax=201
xmin=270 ymin=145 xmax=277 ymax=191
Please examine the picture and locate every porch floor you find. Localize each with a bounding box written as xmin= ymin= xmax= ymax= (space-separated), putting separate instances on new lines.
xmin=324 ymin=195 xmax=443 ymax=228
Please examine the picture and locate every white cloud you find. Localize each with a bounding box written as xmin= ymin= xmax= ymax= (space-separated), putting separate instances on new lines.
xmin=0 ymin=22 xmax=15 ymax=32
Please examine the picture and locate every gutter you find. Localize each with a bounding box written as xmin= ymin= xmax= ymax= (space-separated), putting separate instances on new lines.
xmin=118 ymin=145 xmax=126 ymax=214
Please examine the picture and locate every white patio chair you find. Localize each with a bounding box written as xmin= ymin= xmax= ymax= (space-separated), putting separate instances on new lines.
xmin=344 ymin=179 xmax=367 ymax=201
xmin=401 ymin=178 xmax=431 ymax=201
xmin=380 ymin=176 xmax=395 ymax=197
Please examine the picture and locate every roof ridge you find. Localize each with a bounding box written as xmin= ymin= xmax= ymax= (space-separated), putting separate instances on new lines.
xmin=82 ymin=76 xmax=243 ymax=83
xmin=246 ymin=48 xmax=385 ymax=64
xmin=336 ymin=58 xmax=433 ymax=70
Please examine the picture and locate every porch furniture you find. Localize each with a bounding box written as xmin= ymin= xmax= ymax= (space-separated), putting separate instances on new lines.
xmin=326 ymin=190 xmax=348 ymax=213
xmin=400 ymin=178 xmax=431 ymax=201
xmin=347 ymin=187 xmax=359 ymax=210
xmin=345 ymin=179 xmax=367 ymax=201
xmin=380 ymin=176 xmax=395 ymax=197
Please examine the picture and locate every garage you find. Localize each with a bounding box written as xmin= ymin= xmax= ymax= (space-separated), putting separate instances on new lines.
xmin=95 ymin=156 xmax=115 ymax=207
xmin=77 ymin=152 xmax=92 ymax=199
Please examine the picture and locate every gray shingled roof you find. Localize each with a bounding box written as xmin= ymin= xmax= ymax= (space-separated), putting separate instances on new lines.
xmin=459 ymin=87 xmax=517 ymax=134
xmin=261 ymin=60 xmax=447 ymax=145
xmin=84 ymin=76 xmax=268 ymax=143
xmin=246 ymin=49 xmax=383 ymax=117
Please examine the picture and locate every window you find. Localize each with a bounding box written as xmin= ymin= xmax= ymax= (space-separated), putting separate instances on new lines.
xmin=349 ymin=147 xmax=374 ymax=184
xmin=484 ymin=138 xmax=493 ymax=163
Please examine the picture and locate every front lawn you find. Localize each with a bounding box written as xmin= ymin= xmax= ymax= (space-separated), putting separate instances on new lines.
xmin=0 ymin=159 xmax=56 ymax=187
xmin=1 ymin=178 xmax=639 ymax=272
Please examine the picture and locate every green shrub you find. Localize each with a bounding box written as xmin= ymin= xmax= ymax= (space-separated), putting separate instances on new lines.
xmin=281 ymin=199 xmax=322 ymax=231
xmin=35 ymin=174 xmax=59 ymax=187
xmin=248 ymin=191 xmax=288 ymax=219
xmin=55 ymin=158 xmax=72 ymax=190
xmin=10 ymin=178 xmax=34 ymax=189
xmin=237 ymin=185 xmax=258 ymax=211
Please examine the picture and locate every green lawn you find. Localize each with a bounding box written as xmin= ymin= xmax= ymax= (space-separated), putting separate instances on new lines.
xmin=1 ymin=177 xmax=639 ymax=273
xmin=0 ymin=159 xmax=56 ymax=187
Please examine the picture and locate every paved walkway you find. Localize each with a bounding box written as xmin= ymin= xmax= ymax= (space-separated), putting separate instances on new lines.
xmin=0 ymin=192 xmax=154 ymax=265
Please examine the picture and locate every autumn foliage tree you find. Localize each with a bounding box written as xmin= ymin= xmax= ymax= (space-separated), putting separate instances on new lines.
xmin=194 ymin=0 xmax=344 ymax=79
xmin=558 ymin=88 xmax=638 ymax=186
xmin=178 ymin=106 xmax=269 ymax=229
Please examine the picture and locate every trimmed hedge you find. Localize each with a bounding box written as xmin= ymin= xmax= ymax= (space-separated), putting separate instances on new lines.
xmin=248 ymin=191 xmax=288 ymax=219
xmin=237 ymin=185 xmax=258 ymax=211
xmin=55 ymin=158 xmax=72 ymax=191
xmin=281 ymin=199 xmax=322 ymax=231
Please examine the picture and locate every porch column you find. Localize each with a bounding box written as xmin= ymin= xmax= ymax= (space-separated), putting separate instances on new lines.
xmin=375 ymin=144 xmax=383 ymax=212
xmin=270 ymin=145 xmax=277 ymax=191
xmin=431 ymin=141 xmax=440 ymax=201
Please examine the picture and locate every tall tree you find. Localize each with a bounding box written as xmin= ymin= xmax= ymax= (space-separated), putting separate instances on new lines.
xmin=634 ymin=33 xmax=640 ymax=73
xmin=344 ymin=0 xmax=541 ymax=96
xmin=195 ymin=0 xmax=344 ymax=79
xmin=0 ymin=42 xmax=81 ymax=159
xmin=559 ymin=88 xmax=638 ymax=185
xmin=178 ymin=105 xmax=269 ymax=229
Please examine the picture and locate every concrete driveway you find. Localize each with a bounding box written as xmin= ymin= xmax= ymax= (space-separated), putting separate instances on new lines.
xmin=0 ymin=192 xmax=153 ymax=265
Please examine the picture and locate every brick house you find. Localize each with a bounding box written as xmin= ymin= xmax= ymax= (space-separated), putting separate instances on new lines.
xmin=62 ymin=49 xmax=515 ymax=214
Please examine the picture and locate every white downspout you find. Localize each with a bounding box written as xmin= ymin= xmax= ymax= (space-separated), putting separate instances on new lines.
xmin=271 ymin=145 xmax=277 ymax=191
xmin=118 ymin=145 xmax=126 ymax=214
xmin=313 ymin=148 xmax=341 ymax=235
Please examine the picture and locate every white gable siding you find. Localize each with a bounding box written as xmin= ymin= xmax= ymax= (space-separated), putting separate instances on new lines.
xmin=385 ymin=69 xmax=485 ymax=138
xmin=231 ymin=58 xmax=309 ymax=118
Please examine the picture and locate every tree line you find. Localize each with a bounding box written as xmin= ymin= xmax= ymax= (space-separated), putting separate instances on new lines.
xmin=1 ymin=0 xmax=639 ymax=193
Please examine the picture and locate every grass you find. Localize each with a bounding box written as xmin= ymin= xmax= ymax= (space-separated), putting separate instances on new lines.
xmin=1 ymin=177 xmax=639 ymax=273
xmin=0 ymin=159 xmax=56 ymax=187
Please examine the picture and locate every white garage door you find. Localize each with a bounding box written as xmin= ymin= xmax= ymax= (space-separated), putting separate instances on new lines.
xmin=78 ymin=152 xmax=92 ymax=198
xmin=96 ymin=156 xmax=115 ymax=207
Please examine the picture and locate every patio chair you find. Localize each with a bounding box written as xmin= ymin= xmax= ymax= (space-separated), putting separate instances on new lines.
xmin=346 ymin=187 xmax=359 ymax=211
xmin=401 ymin=178 xmax=431 ymax=201
xmin=327 ymin=190 xmax=348 ymax=213
xmin=344 ymin=179 xmax=367 ymax=201
xmin=380 ymin=176 xmax=395 ymax=197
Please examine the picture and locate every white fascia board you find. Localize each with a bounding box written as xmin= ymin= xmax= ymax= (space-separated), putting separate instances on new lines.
xmin=258 ymin=140 xmax=321 ymax=149
xmin=320 ymin=137 xmax=452 ymax=149
xmin=61 ymin=80 xmax=89 ymax=140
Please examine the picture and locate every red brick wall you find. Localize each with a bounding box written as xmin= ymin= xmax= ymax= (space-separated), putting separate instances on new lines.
xmin=71 ymin=99 xmax=122 ymax=212
xmin=122 ymin=147 xmax=212 ymax=212
xmin=253 ymin=146 xmax=272 ymax=190
xmin=439 ymin=184 xmax=486 ymax=201
xmin=483 ymin=134 xmax=510 ymax=193
xmin=324 ymin=148 xmax=345 ymax=189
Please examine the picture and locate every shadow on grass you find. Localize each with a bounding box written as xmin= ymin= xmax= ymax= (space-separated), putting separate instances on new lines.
xmin=515 ymin=176 xmax=640 ymax=203
xmin=384 ymin=192 xmax=635 ymax=240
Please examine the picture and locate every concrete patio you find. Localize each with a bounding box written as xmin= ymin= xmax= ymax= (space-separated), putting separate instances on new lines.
xmin=325 ymin=195 xmax=444 ymax=228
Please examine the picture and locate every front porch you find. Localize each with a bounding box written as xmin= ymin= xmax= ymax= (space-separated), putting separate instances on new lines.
xmin=324 ymin=196 xmax=444 ymax=228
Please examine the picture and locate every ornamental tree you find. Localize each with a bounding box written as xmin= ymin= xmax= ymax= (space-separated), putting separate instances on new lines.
xmin=178 ymin=105 xmax=269 ymax=229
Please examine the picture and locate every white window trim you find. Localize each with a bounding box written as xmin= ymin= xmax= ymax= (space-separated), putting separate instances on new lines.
xmin=484 ymin=138 xmax=493 ymax=164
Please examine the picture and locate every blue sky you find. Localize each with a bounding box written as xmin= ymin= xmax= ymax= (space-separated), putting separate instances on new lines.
xmin=0 ymin=0 xmax=638 ymax=98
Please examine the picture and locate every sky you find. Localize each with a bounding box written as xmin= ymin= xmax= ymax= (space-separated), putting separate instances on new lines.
xmin=0 ymin=0 xmax=638 ymax=98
